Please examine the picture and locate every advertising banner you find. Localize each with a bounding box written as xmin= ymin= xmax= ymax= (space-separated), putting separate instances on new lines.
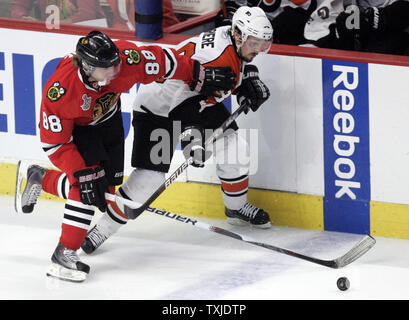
xmin=322 ymin=60 xmax=371 ymax=234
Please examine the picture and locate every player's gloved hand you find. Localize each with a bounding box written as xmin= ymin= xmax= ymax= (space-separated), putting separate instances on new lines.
xmin=215 ymin=0 xmax=241 ymax=27
xmin=236 ymin=65 xmax=270 ymax=114
xmin=190 ymin=60 xmax=236 ymax=97
xmin=214 ymin=10 xmax=232 ymax=27
xmin=336 ymin=6 xmax=382 ymax=40
xmin=181 ymin=126 xmax=212 ymax=168
xmin=225 ymin=0 xmax=241 ymax=19
xmin=73 ymin=166 xmax=109 ymax=212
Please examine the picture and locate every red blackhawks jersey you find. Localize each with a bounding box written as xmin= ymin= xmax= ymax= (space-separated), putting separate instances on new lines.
xmin=40 ymin=40 xmax=195 ymax=181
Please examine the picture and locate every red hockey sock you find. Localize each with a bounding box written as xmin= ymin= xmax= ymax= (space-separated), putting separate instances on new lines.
xmin=59 ymin=186 xmax=94 ymax=250
xmin=60 ymin=224 xmax=88 ymax=250
xmin=42 ymin=169 xmax=69 ymax=199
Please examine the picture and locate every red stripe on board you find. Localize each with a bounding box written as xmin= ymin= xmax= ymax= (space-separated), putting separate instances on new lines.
xmin=1 ymin=16 xmax=409 ymax=66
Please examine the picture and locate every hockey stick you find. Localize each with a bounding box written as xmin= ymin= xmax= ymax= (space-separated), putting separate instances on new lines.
xmin=220 ymin=0 xmax=228 ymax=18
xmin=105 ymin=193 xmax=376 ymax=269
xmin=120 ymin=100 xmax=249 ymax=219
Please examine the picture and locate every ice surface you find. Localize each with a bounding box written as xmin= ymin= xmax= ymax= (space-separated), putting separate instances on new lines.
xmin=1 ymin=195 xmax=409 ymax=300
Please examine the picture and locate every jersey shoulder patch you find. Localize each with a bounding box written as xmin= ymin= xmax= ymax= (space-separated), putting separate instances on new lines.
xmin=46 ymin=81 xmax=67 ymax=102
xmin=122 ymin=48 xmax=141 ymax=65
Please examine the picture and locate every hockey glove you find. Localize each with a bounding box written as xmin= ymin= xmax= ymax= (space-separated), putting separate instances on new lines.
xmin=336 ymin=6 xmax=384 ymax=42
xmin=236 ymin=65 xmax=270 ymax=114
xmin=181 ymin=126 xmax=212 ymax=168
xmin=73 ymin=166 xmax=109 ymax=212
xmin=215 ymin=0 xmax=241 ymax=27
xmin=190 ymin=60 xmax=236 ymax=97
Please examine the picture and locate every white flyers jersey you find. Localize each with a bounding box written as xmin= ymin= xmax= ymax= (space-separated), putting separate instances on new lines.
xmin=133 ymin=26 xmax=244 ymax=117
xmin=304 ymin=0 xmax=345 ymax=41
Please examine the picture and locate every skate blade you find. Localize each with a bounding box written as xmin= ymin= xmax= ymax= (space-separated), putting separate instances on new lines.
xmin=226 ymin=217 xmax=272 ymax=229
xmin=46 ymin=263 xmax=87 ymax=283
xmin=14 ymin=160 xmax=28 ymax=214
xmin=226 ymin=217 xmax=248 ymax=226
xmin=253 ymin=221 xmax=272 ymax=229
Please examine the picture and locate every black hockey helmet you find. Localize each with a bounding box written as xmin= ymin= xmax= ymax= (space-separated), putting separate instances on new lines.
xmin=76 ymin=30 xmax=120 ymax=68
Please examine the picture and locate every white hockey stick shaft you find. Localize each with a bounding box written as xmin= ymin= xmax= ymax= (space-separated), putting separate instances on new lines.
xmin=105 ymin=193 xmax=376 ymax=268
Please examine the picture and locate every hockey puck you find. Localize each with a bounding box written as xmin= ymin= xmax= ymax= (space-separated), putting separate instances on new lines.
xmin=337 ymin=277 xmax=350 ymax=291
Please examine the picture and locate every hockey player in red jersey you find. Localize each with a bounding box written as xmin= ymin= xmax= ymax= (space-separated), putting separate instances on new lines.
xmin=79 ymin=7 xmax=274 ymax=255
xmin=14 ymin=30 xmax=236 ymax=282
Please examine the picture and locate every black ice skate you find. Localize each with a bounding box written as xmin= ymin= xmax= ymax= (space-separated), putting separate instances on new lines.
xmin=225 ymin=203 xmax=271 ymax=229
xmin=81 ymin=225 xmax=109 ymax=254
xmin=14 ymin=160 xmax=47 ymax=214
xmin=47 ymin=242 xmax=90 ymax=282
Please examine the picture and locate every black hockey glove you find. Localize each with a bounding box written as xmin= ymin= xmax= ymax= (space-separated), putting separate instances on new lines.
xmin=214 ymin=9 xmax=232 ymax=27
xmin=271 ymin=6 xmax=310 ymax=45
xmin=73 ymin=166 xmax=109 ymax=212
xmin=190 ymin=60 xmax=236 ymax=97
xmin=336 ymin=6 xmax=384 ymax=41
xmin=215 ymin=0 xmax=241 ymax=27
xmin=236 ymin=65 xmax=270 ymax=114
xmin=181 ymin=126 xmax=212 ymax=168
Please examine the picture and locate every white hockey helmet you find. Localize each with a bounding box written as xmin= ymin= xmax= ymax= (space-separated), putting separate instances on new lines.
xmin=231 ymin=6 xmax=273 ymax=50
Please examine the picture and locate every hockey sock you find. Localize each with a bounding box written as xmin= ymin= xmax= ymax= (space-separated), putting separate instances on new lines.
xmin=120 ymin=168 xmax=166 ymax=204
xmin=89 ymin=182 xmax=130 ymax=237
xmin=106 ymin=197 xmax=130 ymax=225
xmin=94 ymin=207 xmax=126 ymax=238
xmin=219 ymin=174 xmax=249 ymax=210
xmin=42 ymin=169 xmax=70 ymax=199
xmin=60 ymin=185 xmax=94 ymax=250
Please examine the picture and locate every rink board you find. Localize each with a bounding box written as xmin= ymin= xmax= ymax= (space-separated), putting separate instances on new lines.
xmin=1 ymin=28 xmax=409 ymax=238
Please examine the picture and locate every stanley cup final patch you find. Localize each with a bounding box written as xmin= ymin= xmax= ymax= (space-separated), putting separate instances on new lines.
xmin=81 ymin=94 xmax=92 ymax=111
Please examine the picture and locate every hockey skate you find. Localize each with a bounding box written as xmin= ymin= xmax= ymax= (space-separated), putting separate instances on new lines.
xmin=14 ymin=160 xmax=47 ymax=214
xmin=81 ymin=225 xmax=110 ymax=254
xmin=225 ymin=203 xmax=271 ymax=229
xmin=46 ymin=242 xmax=90 ymax=282
xmin=81 ymin=212 xmax=122 ymax=254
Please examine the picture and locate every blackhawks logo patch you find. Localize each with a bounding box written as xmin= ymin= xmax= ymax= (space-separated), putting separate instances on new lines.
xmin=123 ymin=49 xmax=141 ymax=65
xmin=92 ymin=92 xmax=119 ymax=120
xmin=47 ymin=82 xmax=66 ymax=102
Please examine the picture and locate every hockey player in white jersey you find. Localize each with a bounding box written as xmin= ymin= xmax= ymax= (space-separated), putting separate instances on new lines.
xmin=304 ymin=0 xmax=409 ymax=54
xmin=80 ymin=6 xmax=274 ymax=254
xmin=221 ymin=0 xmax=409 ymax=53
xmin=216 ymin=0 xmax=318 ymax=45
